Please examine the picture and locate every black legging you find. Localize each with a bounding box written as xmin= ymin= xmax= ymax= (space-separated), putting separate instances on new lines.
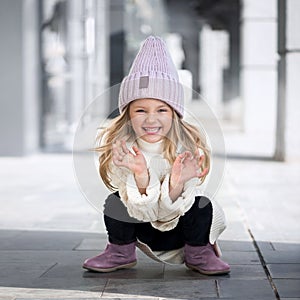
xmin=103 ymin=192 xmax=212 ymax=251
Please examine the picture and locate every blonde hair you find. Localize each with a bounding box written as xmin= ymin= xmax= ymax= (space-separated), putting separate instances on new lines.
xmin=95 ymin=104 xmax=210 ymax=191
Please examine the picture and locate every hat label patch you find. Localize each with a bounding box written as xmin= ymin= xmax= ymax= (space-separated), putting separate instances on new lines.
xmin=139 ymin=76 xmax=149 ymax=89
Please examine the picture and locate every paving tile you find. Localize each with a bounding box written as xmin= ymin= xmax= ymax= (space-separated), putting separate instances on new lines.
xmin=222 ymin=264 xmax=266 ymax=280
xmin=136 ymin=249 xmax=161 ymax=262
xmin=40 ymin=263 xmax=99 ymax=279
xmin=163 ymin=264 xmax=216 ymax=280
xmin=256 ymin=241 xmax=275 ymax=251
xmin=74 ymin=237 xmax=107 ymax=250
xmin=273 ymin=279 xmax=300 ymax=298
xmin=28 ymin=277 xmax=107 ymax=292
xmin=0 ymin=229 xmax=24 ymax=239
xmin=0 ymin=257 xmax=107 ymax=292
xmin=84 ymin=267 xmax=164 ymax=280
xmin=217 ymin=279 xmax=275 ymax=299
xmin=221 ymin=251 xmax=261 ymax=265
xmin=272 ymin=242 xmax=300 ymax=252
xmin=218 ymin=240 xmax=256 ymax=252
xmin=0 ymin=262 xmax=56 ymax=286
xmin=0 ymin=230 xmax=25 ymax=250
xmin=45 ymin=261 xmax=164 ymax=280
xmin=164 ymin=264 xmax=266 ymax=280
xmin=0 ymin=249 xmax=111 ymax=291
xmin=262 ymin=250 xmax=300 ymax=264
xmin=0 ymin=250 xmax=99 ymax=264
xmin=0 ymin=231 xmax=104 ymax=251
xmin=267 ymin=264 xmax=300 ymax=279
xmin=103 ymin=279 xmax=218 ymax=299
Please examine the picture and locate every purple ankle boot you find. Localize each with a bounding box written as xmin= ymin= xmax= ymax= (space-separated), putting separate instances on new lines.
xmin=83 ymin=242 xmax=137 ymax=272
xmin=184 ymin=243 xmax=230 ymax=275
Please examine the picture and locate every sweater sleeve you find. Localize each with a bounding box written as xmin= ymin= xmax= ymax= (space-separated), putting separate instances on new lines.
xmin=110 ymin=163 xmax=161 ymax=222
xmin=151 ymin=173 xmax=200 ymax=231
xmin=123 ymin=167 xmax=161 ymax=221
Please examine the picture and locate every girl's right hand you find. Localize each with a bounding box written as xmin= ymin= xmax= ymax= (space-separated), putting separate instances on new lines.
xmin=112 ymin=140 xmax=147 ymax=176
xmin=112 ymin=140 xmax=149 ymax=193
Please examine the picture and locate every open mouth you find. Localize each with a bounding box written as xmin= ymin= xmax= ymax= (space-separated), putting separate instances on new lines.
xmin=142 ymin=127 xmax=161 ymax=134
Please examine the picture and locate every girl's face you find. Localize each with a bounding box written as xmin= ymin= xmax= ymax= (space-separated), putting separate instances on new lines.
xmin=129 ymin=98 xmax=173 ymax=143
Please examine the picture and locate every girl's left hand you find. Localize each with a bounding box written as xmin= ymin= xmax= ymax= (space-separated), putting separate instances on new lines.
xmin=112 ymin=140 xmax=147 ymax=176
xmin=170 ymin=151 xmax=209 ymax=188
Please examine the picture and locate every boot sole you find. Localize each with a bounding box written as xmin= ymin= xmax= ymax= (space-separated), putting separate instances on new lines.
xmin=185 ymin=263 xmax=230 ymax=275
xmin=83 ymin=261 xmax=137 ymax=273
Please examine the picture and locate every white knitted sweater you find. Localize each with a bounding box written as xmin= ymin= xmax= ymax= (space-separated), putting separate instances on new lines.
xmin=110 ymin=138 xmax=226 ymax=264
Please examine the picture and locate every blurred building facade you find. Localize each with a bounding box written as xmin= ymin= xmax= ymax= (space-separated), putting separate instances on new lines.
xmin=0 ymin=0 xmax=299 ymax=160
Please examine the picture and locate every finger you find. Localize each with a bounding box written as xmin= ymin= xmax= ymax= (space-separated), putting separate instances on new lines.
xmin=185 ymin=151 xmax=193 ymax=160
xmin=121 ymin=140 xmax=129 ymax=154
xmin=112 ymin=153 xmax=122 ymax=165
xmin=112 ymin=153 xmax=122 ymax=164
xmin=112 ymin=143 xmax=119 ymax=156
xmin=112 ymin=144 xmax=122 ymax=160
xmin=177 ymin=153 xmax=185 ymax=159
xmin=113 ymin=140 xmax=121 ymax=153
xmin=132 ymin=145 xmax=140 ymax=156
xmin=176 ymin=152 xmax=186 ymax=163
xmin=112 ymin=143 xmax=125 ymax=159
xmin=198 ymin=155 xmax=205 ymax=166
xmin=113 ymin=159 xmax=122 ymax=166
xmin=194 ymin=149 xmax=201 ymax=160
xmin=183 ymin=151 xmax=192 ymax=160
xmin=197 ymin=167 xmax=209 ymax=178
xmin=177 ymin=152 xmax=186 ymax=159
xmin=114 ymin=139 xmax=121 ymax=148
xmin=115 ymin=141 xmax=127 ymax=157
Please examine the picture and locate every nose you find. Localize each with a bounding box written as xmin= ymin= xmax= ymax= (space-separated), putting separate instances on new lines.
xmin=145 ymin=113 xmax=157 ymax=123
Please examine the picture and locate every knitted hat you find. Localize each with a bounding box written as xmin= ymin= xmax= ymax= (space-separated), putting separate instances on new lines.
xmin=119 ymin=36 xmax=184 ymax=117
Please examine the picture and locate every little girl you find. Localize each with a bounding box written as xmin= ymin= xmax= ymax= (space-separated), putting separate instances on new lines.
xmin=83 ymin=36 xmax=230 ymax=275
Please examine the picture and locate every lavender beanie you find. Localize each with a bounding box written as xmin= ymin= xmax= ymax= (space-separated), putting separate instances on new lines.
xmin=119 ymin=36 xmax=184 ymax=117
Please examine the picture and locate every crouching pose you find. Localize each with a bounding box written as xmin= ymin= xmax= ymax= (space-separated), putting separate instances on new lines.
xmin=83 ymin=36 xmax=230 ymax=275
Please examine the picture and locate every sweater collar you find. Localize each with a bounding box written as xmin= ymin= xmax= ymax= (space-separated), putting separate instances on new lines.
xmin=136 ymin=138 xmax=164 ymax=154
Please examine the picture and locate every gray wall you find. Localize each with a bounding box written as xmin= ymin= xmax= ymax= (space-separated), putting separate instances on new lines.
xmin=0 ymin=0 xmax=40 ymax=156
xmin=285 ymin=0 xmax=300 ymax=160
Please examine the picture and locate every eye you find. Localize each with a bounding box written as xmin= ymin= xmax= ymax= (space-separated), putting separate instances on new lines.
xmin=135 ymin=109 xmax=146 ymax=113
xmin=158 ymin=108 xmax=168 ymax=113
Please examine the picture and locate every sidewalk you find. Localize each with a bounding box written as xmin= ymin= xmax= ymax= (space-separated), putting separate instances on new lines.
xmin=0 ymin=152 xmax=299 ymax=299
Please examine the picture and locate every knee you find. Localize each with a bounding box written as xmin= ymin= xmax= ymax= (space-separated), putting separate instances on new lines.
xmin=103 ymin=192 xmax=126 ymax=219
xmin=194 ymin=196 xmax=212 ymax=211
xmin=103 ymin=192 xmax=121 ymax=213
